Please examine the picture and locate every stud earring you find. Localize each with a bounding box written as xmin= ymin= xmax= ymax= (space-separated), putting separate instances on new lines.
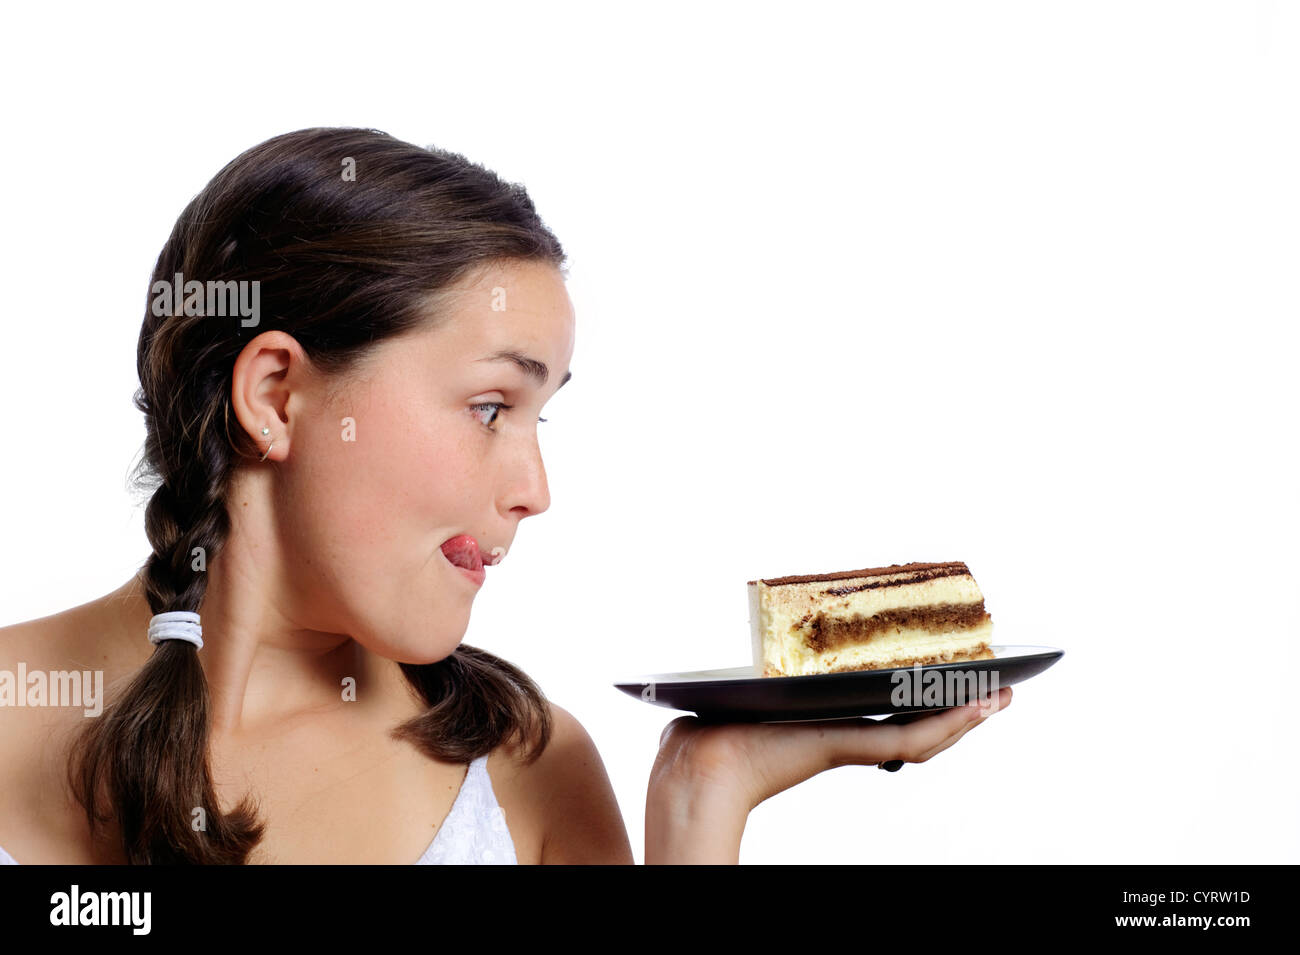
xmin=260 ymin=426 xmax=275 ymax=462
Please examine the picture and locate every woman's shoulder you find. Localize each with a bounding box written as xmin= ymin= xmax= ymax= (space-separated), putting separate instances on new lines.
xmin=0 ymin=585 xmax=151 ymax=678
xmin=0 ymin=610 xmax=90 ymax=741
xmin=486 ymin=701 xmax=634 ymax=864
xmin=0 ymin=593 xmax=149 ymax=719
xmin=0 ymin=609 xmax=120 ymax=864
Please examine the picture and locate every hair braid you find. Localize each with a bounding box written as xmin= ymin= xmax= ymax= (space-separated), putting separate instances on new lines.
xmin=70 ymin=365 xmax=265 ymax=863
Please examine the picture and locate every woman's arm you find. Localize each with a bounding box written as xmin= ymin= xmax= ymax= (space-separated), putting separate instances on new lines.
xmin=534 ymin=704 xmax=636 ymax=864
xmin=645 ymin=687 xmax=1012 ymax=864
xmin=529 ymin=688 xmax=1009 ymax=864
xmin=645 ymin=771 xmax=749 ymax=864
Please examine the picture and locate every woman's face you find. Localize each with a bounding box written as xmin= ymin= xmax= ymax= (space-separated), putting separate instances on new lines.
xmin=248 ymin=258 xmax=575 ymax=663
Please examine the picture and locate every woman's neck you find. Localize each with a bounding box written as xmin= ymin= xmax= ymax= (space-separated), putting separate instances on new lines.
xmin=105 ymin=568 xmax=415 ymax=738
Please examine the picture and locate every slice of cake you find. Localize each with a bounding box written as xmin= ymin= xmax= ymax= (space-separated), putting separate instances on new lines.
xmin=749 ymin=561 xmax=995 ymax=677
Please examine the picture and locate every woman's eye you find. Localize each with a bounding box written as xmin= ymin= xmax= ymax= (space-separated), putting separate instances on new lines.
xmin=471 ymin=402 xmax=511 ymax=430
xmin=470 ymin=402 xmax=549 ymax=432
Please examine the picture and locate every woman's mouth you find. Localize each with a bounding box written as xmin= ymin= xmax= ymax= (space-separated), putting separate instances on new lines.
xmin=440 ymin=534 xmax=486 ymax=587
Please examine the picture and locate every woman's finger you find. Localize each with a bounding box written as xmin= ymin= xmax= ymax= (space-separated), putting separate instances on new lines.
xmin=841 ymin=686 xmax=1012 ymax=768
xmin=905 ymin=687 xmax=1012 ymax=763
xmin=826 ymin=701 xmax=980 ymax=768
xmin=910 ymin=714 xmax=984 ymax=763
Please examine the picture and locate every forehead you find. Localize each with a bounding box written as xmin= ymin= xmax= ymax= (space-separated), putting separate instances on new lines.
xmin=430 ymin=259 xmax=575 ymax=360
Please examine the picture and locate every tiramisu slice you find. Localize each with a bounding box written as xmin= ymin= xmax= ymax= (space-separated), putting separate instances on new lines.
xmin=748 ymin=562 xmax=994 ymax=677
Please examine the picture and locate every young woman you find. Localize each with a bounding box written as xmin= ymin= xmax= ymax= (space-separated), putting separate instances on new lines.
xmin=0 ymin=128 xmax=1010 ymax=865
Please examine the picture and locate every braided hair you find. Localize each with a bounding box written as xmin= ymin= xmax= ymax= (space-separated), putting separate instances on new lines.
xmin=68 ymin=127 xmax=558 ymax=864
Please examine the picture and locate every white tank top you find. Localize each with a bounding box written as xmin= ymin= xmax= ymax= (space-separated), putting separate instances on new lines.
xmin=0 ymin=753 xmax=515 ymax=865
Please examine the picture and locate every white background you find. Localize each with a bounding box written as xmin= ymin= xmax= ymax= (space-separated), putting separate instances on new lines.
xmin=1 ymin=1 xmax=1295 ymax=863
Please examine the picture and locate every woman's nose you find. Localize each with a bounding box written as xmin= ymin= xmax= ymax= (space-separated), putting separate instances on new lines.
xmin=505 ymin=432 xmax=550 ymax=518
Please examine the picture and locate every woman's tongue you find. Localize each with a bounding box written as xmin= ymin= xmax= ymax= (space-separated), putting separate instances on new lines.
xmin=441 ymin=535 xmax=483 ymax=571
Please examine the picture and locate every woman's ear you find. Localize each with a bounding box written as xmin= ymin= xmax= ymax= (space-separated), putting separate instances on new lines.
xmin=230 ymin=331 xmax=303 ymax=462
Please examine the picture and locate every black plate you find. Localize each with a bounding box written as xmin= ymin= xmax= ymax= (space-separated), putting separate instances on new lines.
xmin=613 ymin=645 xmax=1063 ymax=722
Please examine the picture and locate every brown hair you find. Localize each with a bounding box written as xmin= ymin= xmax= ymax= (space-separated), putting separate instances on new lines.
xmin=68 ymin=127 xmax=561 ymax=864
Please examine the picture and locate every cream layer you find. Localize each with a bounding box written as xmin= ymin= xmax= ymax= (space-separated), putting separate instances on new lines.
xmin=757 ymin=619 xmax=994 ymax=677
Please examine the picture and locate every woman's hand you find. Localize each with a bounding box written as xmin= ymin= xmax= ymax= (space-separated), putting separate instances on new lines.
xmin=645 ymin=687 xmax=1011 ymax=863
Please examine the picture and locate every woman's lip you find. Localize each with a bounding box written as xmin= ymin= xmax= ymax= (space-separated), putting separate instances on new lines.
xmin=440 ymin=535 xmax=486 ymax=587
xmin=453 ymin=562 xmax=486 ymax=587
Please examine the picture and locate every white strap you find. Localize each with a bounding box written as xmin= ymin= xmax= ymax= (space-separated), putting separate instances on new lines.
xmin=147 ymin=611 xmax=203 ymax=650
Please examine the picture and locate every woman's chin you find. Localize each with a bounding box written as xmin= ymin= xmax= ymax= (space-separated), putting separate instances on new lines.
xmin=359 ymin=631 xmax=467 ymax=666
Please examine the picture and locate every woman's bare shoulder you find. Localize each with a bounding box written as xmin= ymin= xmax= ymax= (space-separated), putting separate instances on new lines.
xmin=0 ymin=612 xmax=107 ymax=863
xmin=1 ymin=584 xmax=151 ymax=681
xmin=0 ymin=612 xmax=86 ymax=740
xmin=487 ymin=701 xmax=634 ymax=865
xmin=0 ymin=590 xmax=149 ymax=827
xmin=0 ymin=608 xmax=72 ymax=658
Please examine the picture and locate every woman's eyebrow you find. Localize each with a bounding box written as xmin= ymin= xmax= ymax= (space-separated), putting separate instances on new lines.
xmin=476 ymin=349 xmax=572 ymax=389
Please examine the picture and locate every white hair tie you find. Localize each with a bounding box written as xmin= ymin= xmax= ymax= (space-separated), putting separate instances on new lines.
xmin=148 ymin=611 xmax=203 ymax=650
